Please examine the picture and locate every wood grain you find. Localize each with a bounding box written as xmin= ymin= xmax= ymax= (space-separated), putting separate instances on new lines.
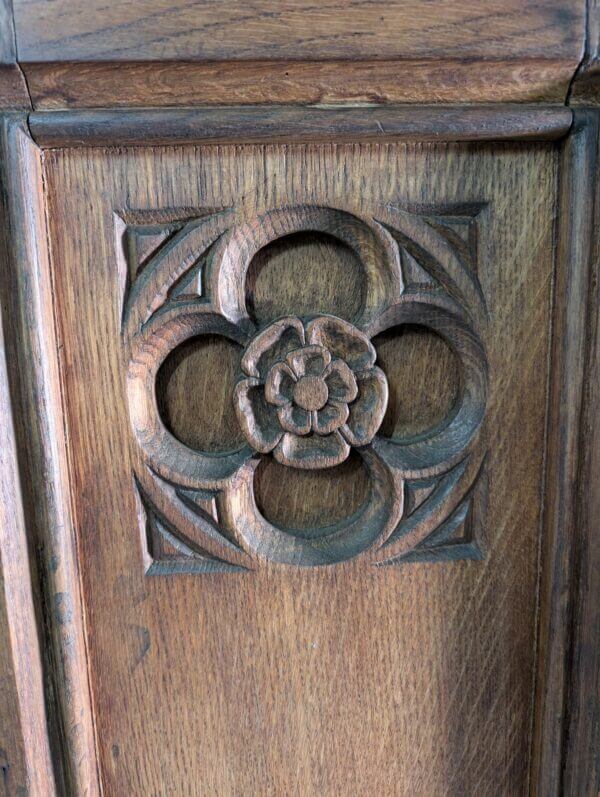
xmin=42 ymin=137 xmax=556 ymax=794
xmin=23 ymin=58 xmax=580 ymax=110
xmin=0 ymin=65 xmax=30 ymax=109
xmin=375 ymin=326 xmax=459 ymax=439
xmin=29 ymin=105 xmax=574 ymax=149
xmin=0 ymin=115 xmax=100 ymax=795
xmin=570 ymin=0 xmax=600 ymax=105
xmin=0 ymin=0 xmax=30 ymax=108
xmin=13 ymin=0 xmax=584 ymax=63
xmin=531 ymin=111 xmax=599 ymax=797
xmin=0 ymin=223 xmax=56 ymax=795
xmin=0 ymin=0 xmax=16 ymax=63
xmin=558 ymin=110 xmax=600 ymax=797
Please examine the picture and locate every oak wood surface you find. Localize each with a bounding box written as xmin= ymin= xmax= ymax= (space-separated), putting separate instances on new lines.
xmin=5 ymin=0 xmax=585 ymax=109
xmin=0 ymin=0 xmax=30 ymax=108
xmin=0 ymin=0 xmax=595 ymax=790
xmin=559 ymin=111 xmax=600 ymax=797
xmin=13 ymin=0 xmax=584 ymax=64
xmin=0 ymin=116 xmax=100 ymax=795
xmin=28 ymin=104 xmax=574 ymax=149
xmin=570 ymin=0 xmax=600 ymax=105
xmin=0 ymin=64 xmax=30 ymax=110
xmin=22 ymin=58 xmax=580 ymax=110
xmin=42 ymin=137 xmax=557 ymax=794
xmin=530 ymin=111 xmax=599 ymax=797
xmin=0 ymin=0 xmax=587 ymax=110
xmin=0 ymin=240 xmax=56 ymax=796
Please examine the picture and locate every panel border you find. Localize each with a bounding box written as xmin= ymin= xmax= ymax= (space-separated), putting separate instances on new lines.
xmin=0 ymin=114 xmax=101 ymax=796
xmin=531 ymin=109 xmax=600 ymax=796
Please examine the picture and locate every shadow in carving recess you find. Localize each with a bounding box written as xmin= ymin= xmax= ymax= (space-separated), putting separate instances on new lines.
xmin=253 ymin=451 xmax=369 ymax=533
xmin=156 ymin=334 xmax=246 ymax=453
xmin=135 ymin=479 xmax=247 ymax=575
xmin=374 ymin=324 xmax=460 ymax=439
xmin=246 ymin=230 xmax=365 ymax=325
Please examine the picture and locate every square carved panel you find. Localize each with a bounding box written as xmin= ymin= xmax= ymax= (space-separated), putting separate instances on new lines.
xmin=121 ymin=202 xmax=488 ymax=571
xmin=43 ymin=140 xmax=555 ymax=794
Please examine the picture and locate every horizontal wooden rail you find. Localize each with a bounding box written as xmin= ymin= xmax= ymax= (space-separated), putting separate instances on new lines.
xmin=29 ymin=104 xmax=573 ymax=148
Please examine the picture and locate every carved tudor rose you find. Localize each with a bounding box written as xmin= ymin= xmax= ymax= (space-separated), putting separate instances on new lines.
xmin=234 ymin=316 xmax=388 ymax=469
xmin=124 ymin=205 xmax=488 ymax=569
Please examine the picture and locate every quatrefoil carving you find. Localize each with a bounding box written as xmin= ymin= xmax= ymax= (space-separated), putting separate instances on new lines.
xmin=123 ymin=205 xmax=488 ymax=570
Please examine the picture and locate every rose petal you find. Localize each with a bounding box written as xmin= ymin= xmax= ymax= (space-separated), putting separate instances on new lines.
xmin=277 ymin=403 xmax=311 ymax=436
xmin=273 ymin=431 xmax=350 ymax=470
xmin=285 ymin=345 xmax=331 ymax=378
xmin=306 ymin=316 xmax=376 ymax=371
xmin=265 ymin=362 xmax=296 ymax=406
xmin=340 ymin=366 xmax=388 ymax=446
xmin=323 ymin=359 xmax=358 ymax=402
xmin=313 ymin=400 xmax=349 ymax=435
xmin=241 ymin=317 xmax=305 ymax=378
xmin=233 ymin=378 xmax=283 ymax=453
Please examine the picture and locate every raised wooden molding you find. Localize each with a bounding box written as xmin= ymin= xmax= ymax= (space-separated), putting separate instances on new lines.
xmin=0 ymin=0 xmax=589 ymax=110
xmin=560 ymin=111 xmax=600 ymax=795
xmin=0 ymin=0 xmax=31 ymax=109
xmin=28 ymin=105 xmax=574 ymax=148
xmin=0 ymin=115 xmax=100 ymax=795
xmin=532 ymin=110 xmax=600 ymax=796
xmin=22 ymin=59 xmax=581 ymax=110
xmin=0 ymin=267 xmax=55 ymax=796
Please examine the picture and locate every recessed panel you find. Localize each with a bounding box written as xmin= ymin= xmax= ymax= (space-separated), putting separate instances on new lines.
xmin=45 ymin=139 xmax=556 ymax=794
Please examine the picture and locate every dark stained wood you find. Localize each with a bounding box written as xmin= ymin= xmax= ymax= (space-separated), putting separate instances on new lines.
xmin=0 ymin=0 xmax=16 ymax=63
xmin=560 ymin=109 xmax=600 ymax=797
xmin=0 ymin=0 xmax=598 ymax=787
xmin=0 ymin=0 xmax=30 ymax=108
xmin=23 ymin=58 xmax=580 ymax=110
xmin=0 ymin=261 xmax=56 ymax=796
xmin=570 ymin=0 xmax=600 ymax=105
xmin=29 ymin=104 xmax=574 ymax=148
xmin=4 ymin=0 xmax=587 ymax=109
xmin=13 ymin=0 xmax=584 ymax=64
xmin=42 ymin=135 xmax=556 ymax=793
xmin=0 ymin=65 xmax=30 ymax=109
xmin=0 ymin=115 xmax=100 ymax=795
xmin=531 ymin=110 xmax=599 ymax=796
xmin=375 ymin=326 xmax=459 ymax=439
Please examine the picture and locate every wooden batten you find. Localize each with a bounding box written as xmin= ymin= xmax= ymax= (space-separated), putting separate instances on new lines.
xmin=28 ymin=104 xmax=574 ymax=148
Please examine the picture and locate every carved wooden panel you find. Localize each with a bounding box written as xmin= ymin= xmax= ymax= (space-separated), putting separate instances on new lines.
xmin=123 ymin=204 xmax=488 ymax=570
xmin=43 ymin=140 xmax=556 ymax=794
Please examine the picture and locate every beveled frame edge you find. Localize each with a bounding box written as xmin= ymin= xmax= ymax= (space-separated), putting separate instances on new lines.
xmin=27 ymin=104 xmax=574 ymax=148
xmin=0 ymin=114 xmax=101 ymax=795
xmin=531 ymin=108 xmax=600 ymax=796
xmin=562 ymin=109 xmax=600 ymax=796
xmin=0 ymin=257 xmax=56 ymax=796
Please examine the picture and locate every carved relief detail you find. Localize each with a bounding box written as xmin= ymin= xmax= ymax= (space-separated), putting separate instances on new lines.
xmin=121 ymin=204 xmax=488 ymax=571
xmin=234 ymin=315 xmax=388 ymax=469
